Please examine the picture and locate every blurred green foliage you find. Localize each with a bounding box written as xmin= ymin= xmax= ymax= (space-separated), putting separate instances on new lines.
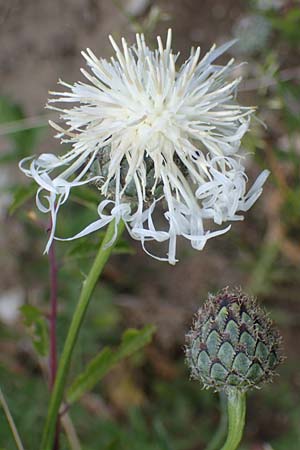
xmin=0 ymin=97 xmax=42 ymax=163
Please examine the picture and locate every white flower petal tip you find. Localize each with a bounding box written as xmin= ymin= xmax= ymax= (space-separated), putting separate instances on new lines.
xmin=19 ymin=30 xmax=269 ymax=264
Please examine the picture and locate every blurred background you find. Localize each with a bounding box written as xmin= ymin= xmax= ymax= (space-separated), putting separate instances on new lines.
xmin=1 ymin=0 xmax=300 ymax=449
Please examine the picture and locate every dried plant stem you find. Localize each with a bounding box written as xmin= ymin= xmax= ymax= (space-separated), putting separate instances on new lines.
xmin=61 ymin=412 xmax=82 ymax=450
xmin=0 ymin=387 xmax=25 ymax=450
xmin=41 ymin=219 xmax=125 ymax=450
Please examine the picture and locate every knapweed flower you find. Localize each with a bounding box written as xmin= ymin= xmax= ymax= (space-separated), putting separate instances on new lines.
xmin=20 ymin=30 xmax=269 ymax=264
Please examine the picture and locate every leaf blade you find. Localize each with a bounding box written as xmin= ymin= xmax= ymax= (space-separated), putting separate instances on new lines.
xmin=67 ymin=325 xmax=155 ymax=404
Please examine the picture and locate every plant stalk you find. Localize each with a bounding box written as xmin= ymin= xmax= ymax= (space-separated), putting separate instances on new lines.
xmin=220 ymin=389 xmax=246 ymax=450
xmin=0 ymin=387 xmax=25 ymax=450
xmin=41 ymin=219 xmax=125 ymax=450
xmin=49 ymin=237 xmax=58 ymax=391
xmin=48 ymin=221 xmax=60 ymax=450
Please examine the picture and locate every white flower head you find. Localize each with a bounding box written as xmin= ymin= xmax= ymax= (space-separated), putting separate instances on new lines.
xmin=20 ymin=29 xmax=269 ymax=264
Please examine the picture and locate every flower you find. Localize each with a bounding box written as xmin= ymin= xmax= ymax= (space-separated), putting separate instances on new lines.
xmin=20 ymin=29 xmax=269 ymax=264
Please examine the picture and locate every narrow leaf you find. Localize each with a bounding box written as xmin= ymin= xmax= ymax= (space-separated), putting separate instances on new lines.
xmin=67 ymin=325 xmax=155 ymax=404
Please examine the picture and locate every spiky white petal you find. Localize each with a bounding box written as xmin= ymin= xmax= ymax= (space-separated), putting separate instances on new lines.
xmin=20 ymin=29 xmax=269 ymax=264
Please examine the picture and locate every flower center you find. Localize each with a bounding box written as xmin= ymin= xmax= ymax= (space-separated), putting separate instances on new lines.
xmin=132 ymin=105 xmax=176 ymax=150
xmin=144 ymin=108 xmax=170 ymax=128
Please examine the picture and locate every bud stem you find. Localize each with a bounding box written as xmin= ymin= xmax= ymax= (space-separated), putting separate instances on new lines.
xmin=221 ymin=389 xmax=246 ymax=450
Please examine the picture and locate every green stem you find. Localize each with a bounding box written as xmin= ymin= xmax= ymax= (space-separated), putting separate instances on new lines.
xmin=0 ymin=387 xmax=25 ymax=450
xmin=221 ymin=389 xmax=246 ymax=450
xmin=205 ymin=392 xmax=228 ymax=450
xmin=40 ymin=219 xmax=125 ymax=450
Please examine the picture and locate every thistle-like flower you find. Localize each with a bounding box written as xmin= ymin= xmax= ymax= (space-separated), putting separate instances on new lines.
xmin=20 ymin=30 xmax=269 ymax=264
xmin=186 ymin=288 xmax=283 ymax=392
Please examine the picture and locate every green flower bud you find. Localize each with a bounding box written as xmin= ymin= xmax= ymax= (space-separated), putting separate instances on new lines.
xmin=186 ymin=288 xmax=283 ymax=392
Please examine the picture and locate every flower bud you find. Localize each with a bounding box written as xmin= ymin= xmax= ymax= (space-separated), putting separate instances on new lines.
xmin=186 ymin=288 xmax=283 ymax=392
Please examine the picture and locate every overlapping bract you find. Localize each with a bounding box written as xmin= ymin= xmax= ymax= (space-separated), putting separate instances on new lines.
xmin=186 ymin=289 xmax=283 ymax=391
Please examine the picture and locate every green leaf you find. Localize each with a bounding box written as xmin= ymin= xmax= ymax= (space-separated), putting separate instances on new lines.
xmin=9 ymin=182 xmax=37 ymax=215
xmin=67 ymin=325 xmax=156 ymax=404
xmin=66 ymin=238 xmax=99 ymax=260
xmin=20 ymin=305 xmax=49 ymax=357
